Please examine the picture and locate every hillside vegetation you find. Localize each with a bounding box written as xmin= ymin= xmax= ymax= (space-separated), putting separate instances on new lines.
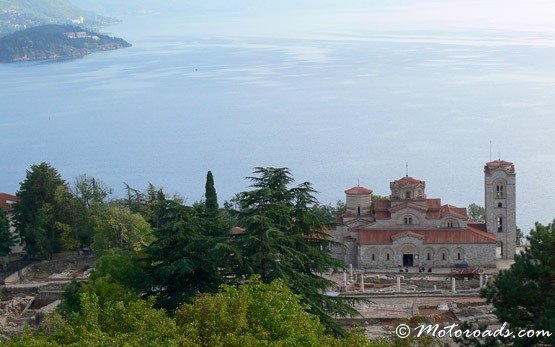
xmin=0 ymin=0 xmax=114 ymax=35
xmin=0 ymin=24 xmax=130 ymax=62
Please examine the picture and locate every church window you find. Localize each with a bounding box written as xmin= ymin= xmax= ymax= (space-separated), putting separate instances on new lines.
xmin=386 ymin=253 xmax=390 ymax=261
xmin=427 ymin=253 xmax=431 ymax=261
xmin=447 ymin=221 xmax=454 ymax=228
xmin=404 ymin=217 xmax=413 ymax=225
xmin=496 ymin=185 xmax=504 ymax=198
xmin=457 ymin=253 xmax=461 ymax=260
xmin=405 ymin=191 xmax=411 ymax=199
xmin=357 ymin=206 xmax=361 ymax=215
xmin=371 ymin=254 xmax=375 ymax=261
xmin=442 ymin=253 xmax=446 ymax=261
xmin=498 ymin=202 xmax=503 ymax=207
xmin=497 ymin=217 xmax=503 ymax=232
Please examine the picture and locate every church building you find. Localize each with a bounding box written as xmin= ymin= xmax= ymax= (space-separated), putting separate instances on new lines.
xmin=330 ymin=160 xmax=516 ymax=268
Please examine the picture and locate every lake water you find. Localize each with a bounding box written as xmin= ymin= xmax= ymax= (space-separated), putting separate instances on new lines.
xmin=1 ymin=2 xmax=554 ymax=231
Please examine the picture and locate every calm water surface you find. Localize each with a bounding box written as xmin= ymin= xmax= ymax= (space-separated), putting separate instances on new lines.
xmin=1 ymin=7 xmax=554 ymax=231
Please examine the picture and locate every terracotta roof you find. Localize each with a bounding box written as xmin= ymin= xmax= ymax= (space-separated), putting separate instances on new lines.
xmin=440 ymin=204 xmax=468 ymax=219
xmin=485 ymin=160 xmax=515 ymax=173
xmin=357 ymin=224 xmax=497 ymax=245
xmin=231 ymin=227 xmax=246 ymax=235
xmin=389 ymin=201 xmax=429 ymax=213
xmin=344 ymin=186 xmax=373 ymax=195
xmin=426 ymin=199 xmax=441 ymax=209
xmin=0 ymin=193 xmax=17 ymax=213
xmin=390 ymin=176 xmax=426 ymax=188
xmin=373 ymin=199 xmax=390 ymax=210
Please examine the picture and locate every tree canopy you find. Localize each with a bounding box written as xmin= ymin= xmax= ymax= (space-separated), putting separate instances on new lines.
xmin=0 ymin=207 xmax=15 ymax=257
xmin=228 ymin=167 xmax=358 ymax=334
xmin=477 ymin=220 xmax=555 ymax=346
xmin=14 ymin=162 xmax=73 ymax=258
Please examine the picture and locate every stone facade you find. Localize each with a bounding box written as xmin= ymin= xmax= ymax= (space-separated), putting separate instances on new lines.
xmin=484 ymin=161 xmax=516 ymax=259
xmin=330 ymin=161 xmax=516 ymax=269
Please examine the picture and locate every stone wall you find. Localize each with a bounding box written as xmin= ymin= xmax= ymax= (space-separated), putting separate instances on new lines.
xmin=357 ymin=243 xmax=496 ymax=269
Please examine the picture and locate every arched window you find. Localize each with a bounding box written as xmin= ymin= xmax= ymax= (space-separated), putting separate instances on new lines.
xmin=371 ymin=254 xmax=375 ymax=261
xmin=386 ymin=253 xmax=390 ymax=261
xmin=405 ymin=191 xmax=411 ymax=199
xmin=404 ymin=217 xmax=413 ymax=225
xmin=447 ymin=221 xmax=454 ymax=228
xmin=497 ymin=216 xmax=503 ymax=232
xmin=427 ymin=253 xmax=431 ymax=261
xmin=457 ymin=253 xmax=461 ymax=260
xmin=496 ymin=185 xmax=505 ymax=198
xmin=442 ymin=253 xmax=446 ymax=261
xmin=357 ymin=206 xmax=361 ymax=215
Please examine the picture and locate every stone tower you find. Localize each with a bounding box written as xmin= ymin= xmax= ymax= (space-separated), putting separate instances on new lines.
xmin=344 ymin=186 xmax=373 ymax=216
xmin=484 ymin=160 xmax=516 ymax=259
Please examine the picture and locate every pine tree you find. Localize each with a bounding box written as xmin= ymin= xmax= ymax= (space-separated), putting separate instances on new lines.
xmin=205 ymin=171 xmax=218 ymax=216
xmin=230 ymin=167 xmax=359 ymax=335
xmin=14 ymin=162 xmax=73 ymax=258
xmin=144 ymin=199 xmax=224 ymax=311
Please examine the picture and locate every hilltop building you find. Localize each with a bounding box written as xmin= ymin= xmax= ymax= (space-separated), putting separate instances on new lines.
xmin=330 ymin=160 xmax=516 ymax=268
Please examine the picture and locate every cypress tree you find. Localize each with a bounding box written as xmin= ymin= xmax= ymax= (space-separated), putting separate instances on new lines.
xmin=205 ymin=171 xmax=218 ymax=216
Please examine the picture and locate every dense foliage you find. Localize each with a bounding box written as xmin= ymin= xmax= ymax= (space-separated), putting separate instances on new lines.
xmin=481 ymin=220 xmax=555 ymax=346
xmin=13 ymin=162 xmax=74 ymax=258
xmin=0 ymin=207 xmax=15 ymax=256
xmin=454 ymin=220 xmax=555 ymax=346
xmin=0 ymin=24 xmax=130 ymax=62
xmin=7 ymin=276 xmax=380 ymax=346
xmin=226 ymin=167 xmax=359 ymax=334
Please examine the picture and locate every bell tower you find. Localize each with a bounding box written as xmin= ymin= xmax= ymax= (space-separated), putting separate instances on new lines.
xmin=484 ymin=160 xmax=516 ymax=259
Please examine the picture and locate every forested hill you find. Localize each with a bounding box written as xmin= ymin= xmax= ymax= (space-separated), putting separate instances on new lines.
xmin=0 ymin=24 xmax=131 ymax=62
xmin=0 ymin=0 xmax=115 ymax=35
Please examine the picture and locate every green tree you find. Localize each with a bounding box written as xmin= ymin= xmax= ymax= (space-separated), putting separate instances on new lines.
xmin=205 ymin=171 xmax=219 ymax=217
xmin=467 ymin=203 xmax=486 ymax=222
xmin=7 ymin=294 xmax=193 ymax=346
xmin=91 ymin=205 xmax=153 ymax=254
xmin=144 ymin=199 xmax=225 ymax=311
xmin=516 ymin=227 xmax=524 ymax=245
xmin=230 ymin=167 xmax=359 ymax=335
xmin=175 ymin=276 xmax=368 ymax=346
xmin=479 ymin=220 xmax=555 ymax=346
xmin=69 ymin=174 xmax=112 ymax=247
xmin=0 ymin=207 xmax=15 ymax=256
xmin=14 ymin=162 xmax=74 ymax=258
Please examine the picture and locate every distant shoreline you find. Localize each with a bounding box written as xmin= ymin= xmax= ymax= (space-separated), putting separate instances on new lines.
xmin=0 ymin=24 xmax=131 ymax=63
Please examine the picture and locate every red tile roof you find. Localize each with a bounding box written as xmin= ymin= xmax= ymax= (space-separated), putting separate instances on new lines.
xmin=231 ymin=227 xmax=246 ymax=235
xmin=440 ymin=204 xmax=468 ymax=219
xmin=426 ymin=199 xmax=441 ymax=209
xmin=389 ymin=201 xmax=429 ymax=213
xmin=390 ymin=176 xmax=426 ymax=187
xmin=373 ymin=199 xmax=391 ymax=210
xmin=344 ymin=186 xmax=373 ymax=195
xmin=357 ymin=224 xmax=497 ymax=245
xmin=0 ymin=193 xmax=17 ymax=213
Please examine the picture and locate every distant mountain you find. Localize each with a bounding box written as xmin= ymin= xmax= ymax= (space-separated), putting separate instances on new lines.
xmin=0 ymin=0 xmax=116 ymax=36
xmin=0 ymin=24 xmax=130 ymax=62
